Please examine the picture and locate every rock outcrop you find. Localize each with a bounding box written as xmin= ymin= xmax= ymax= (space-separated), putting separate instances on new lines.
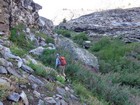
xmin=0 ymin=0 xmax=54 ymax=36
xmin=58 ymin=7 xmax=140 ymax=43
xmin=57 ymin=36 xmax=99 ymax=71
xmin=39 ymin=16 xmax=54 ymax=35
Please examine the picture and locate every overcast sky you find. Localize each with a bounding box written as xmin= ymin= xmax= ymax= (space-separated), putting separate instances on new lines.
xmin=33 ymin=0 xmax=140 ymax=22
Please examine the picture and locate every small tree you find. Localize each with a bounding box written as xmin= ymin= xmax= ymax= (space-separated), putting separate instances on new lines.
xmin=62 ymin=18 xmax=67 ymax=23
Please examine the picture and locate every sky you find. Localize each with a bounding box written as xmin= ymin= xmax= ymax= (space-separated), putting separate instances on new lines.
xmin=33 ymin=0 xmax=140 ymax=24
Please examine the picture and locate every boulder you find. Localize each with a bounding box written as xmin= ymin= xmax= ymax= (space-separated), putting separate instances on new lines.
xmin=0 ymin=66 xmax=7 ymax=74
xmin=56 ymin=87 xmax=66 ymax=96
xmin=0 ymin=58 xmax=13 ymax=67
xmin=21 ymin=64 xmax=34 ymax=73
xmin=20 ymin=91 xmax=29 ymax=105
xmin=0 ymin=101 xmax=3 ymax=105
xmin=29 ymin=46 xmax=45 ymax=55
xmin=38 ymin=99 xmax=44 ymax=105
xmin=28 ymin=75 xmax=44 ymax=86
xmin=57 ymin=37 xmax=99 ymax=70
xmin=39 ymin=16 xmax=54 ymax=35
xmin=7 ymin=92 xmax=20 ymax=102
xmin=44 ymin=97 xmax=56 ymax=104
xmin=7 ymin=67 xmax=22 ymax=78
xmin=0 ymin=78 xmax=11 ymax=90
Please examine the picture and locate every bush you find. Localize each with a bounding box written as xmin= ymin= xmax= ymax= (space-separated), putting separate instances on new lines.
xmin=9 ymin=24 xmax=35 ymax=52
xmin=56 ymin=75 xmax=65 ymax=84
xmin=56 ymin=29 xmax=71 ymax=38
xmin=45 ymin=37 xmax=54 ymax=44
xmin=28 ymin=62 xmax=47 ymax=77
xmin=73 ymin=32 xmax=88 ymax=45
xmin=10 ymin=44 xmax=26 ymax=57
xmin=39 ymin=50 xmax=56 ymax=67
xmin=0 ymin=90 xmax=8 ymax=101
xmin=73 ymin=82 xmax=108 ymax=105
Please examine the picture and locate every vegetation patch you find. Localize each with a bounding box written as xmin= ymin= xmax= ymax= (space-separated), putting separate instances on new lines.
xmin=55 ymin=29 xmax=71 ymax=38
xmin=72 ymin=32 xmax=88 ymax=45
xmin=9 ymin=24 xmax=35 ymax=56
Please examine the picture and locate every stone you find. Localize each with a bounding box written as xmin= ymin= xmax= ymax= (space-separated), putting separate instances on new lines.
xmin=38 ymin=99 xmax=44 ymax=105
xmin=0 ymin=78 xmax=10 ymax=90
xmin=20 ymin=91 xmax=29 ymax=105
xmin=0 ymin=45 xmax=18 ymax=60
xmin=56 ymin=87 xmax=66 ymax=96
xmin=25 ymin=55 xmax=37 ymax=65
xmin=28 ymin=75 xmax=44 ymax=86
xmin=7 ymin=67 xmax=22 ymax=78
xmin=33 ymin=90 xmax=41 ymax=98
xmin=0 ymin=101 xmax=3 ymax=105
xmin=44 ymin=97 xmax=56 ymax=104
xmin=29 ymin=46 xmax=45 ymax=55
xmin=70 ymin=94 xmax=78 ymax=100
xmin=0 ymin=66 xmax=7 ymax=74
xmin=21 ymin=64 xmax=34 ymax=73
xmin=60 ymin=100 xmax=68 ymax=105
xmin=39 ymin=16 xmax=54 ymax=35
xmin=32 ymin=83 xmax=38 ymax=90
xmin=0 ymin=58 xmax=13 ymax=67
xmin=26 ymin=28 xmax=30 ymax=33
xmin=56 ymin=94 xmax=62 ymax=99
xmin=7 ymin=92 xmax=20 ymax=102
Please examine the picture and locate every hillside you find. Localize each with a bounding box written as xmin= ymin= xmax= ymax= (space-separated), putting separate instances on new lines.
xmin=58 ymin=7 xmax=140 ymax=43
xmin=0 ymin=0 xmax=140 ymax=105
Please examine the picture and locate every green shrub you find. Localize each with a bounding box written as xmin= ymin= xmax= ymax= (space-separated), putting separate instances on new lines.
xmin=56 ymin=29 xmax=71 ymax=38
xmin=35 ymin=32 xmax=47 ymax=39
xmin=0 ymin=90 xmax=8 ymax=101
xmin=28 ymin=62 xmax=47 ymax=77
xmin=10 ymin=44 xmax=26 ymax=57
xmin=73 ymin=82 xmax=108 ymax=105
xmin=62 ymin=18 xmax=67 ymax=23
xmin=73 ymin=32 xmax=88 ymax=45
xmin=56 ymin=75 xmax=65 ymax=84
xmin=45 ymin=37 xmax=54 ymax=44
xmin=9 ymin=24 xmax=35 ymax=52
xmin=90 ymin=37 xmax=111 ymax=52
xmin=39 ymin=50 xmax=56 ymax=67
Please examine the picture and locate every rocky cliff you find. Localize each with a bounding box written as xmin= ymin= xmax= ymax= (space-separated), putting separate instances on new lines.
xmin=58 ymin=7 xmax=140 ymax=43
xmin=0 ymin=0 xmax=53 ymax=36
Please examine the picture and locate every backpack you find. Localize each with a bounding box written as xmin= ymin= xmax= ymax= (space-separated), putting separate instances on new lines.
xmin=59 ymin=56 xmax=67 ymax=66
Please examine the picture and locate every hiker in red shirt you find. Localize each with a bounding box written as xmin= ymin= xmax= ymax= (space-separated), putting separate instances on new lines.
xmin=55 ymin=53 xmax=67 ymax=77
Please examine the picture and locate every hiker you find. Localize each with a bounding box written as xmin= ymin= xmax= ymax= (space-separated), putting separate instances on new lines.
xmin=55 ymin=53 xmax=67 ymax=76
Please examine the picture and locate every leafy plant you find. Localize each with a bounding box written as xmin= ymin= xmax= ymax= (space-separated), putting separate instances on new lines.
xmin=28 ymin=62 xmax=47 ymax=77
xmin=55 ymin=29 xmax=71 ymax=38
xmin=45 ymin=37 xmax=54 ymax=44
xmin=56 ymin=75 xmax=65 ymax=84
xmin=9 ymin=24 xmax=35 ymax=52
xmin=39 ymin=49 xmax=56 ymax=67
xmin=73 ymin=32 xmax=88 ymax=45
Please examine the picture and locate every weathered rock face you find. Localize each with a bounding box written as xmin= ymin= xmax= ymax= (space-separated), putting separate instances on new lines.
xmin=39 ymin=16 xmax=54 ymax=35
xmin=58 ymin=7 xmax=140 ymax=43
xmin=57 ymin=36 xmax=99 ymax=71
xmin=0 ymin=0 xmax=54 ymax=36
xmin=0 ymin=0 xmax=10 ymax=35
xmin=10 ymin=0 xmax=41 ymax=29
